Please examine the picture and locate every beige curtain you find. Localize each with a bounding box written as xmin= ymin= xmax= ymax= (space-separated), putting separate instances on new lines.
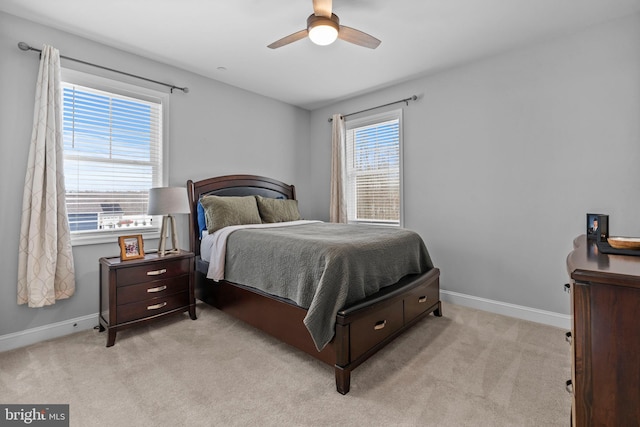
xmin=329 ymin=114 xmax=347 ymax=223
xmin=18 ymin=45 xmax=75 ymax=307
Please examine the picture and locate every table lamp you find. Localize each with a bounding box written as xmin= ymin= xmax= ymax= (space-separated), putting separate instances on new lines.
xmin=147 ymin=187 xmax=190 ymax=256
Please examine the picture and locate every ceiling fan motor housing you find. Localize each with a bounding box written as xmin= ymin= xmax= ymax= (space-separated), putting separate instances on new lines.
xmin=307 ymin=13 xmax=340 ymax=32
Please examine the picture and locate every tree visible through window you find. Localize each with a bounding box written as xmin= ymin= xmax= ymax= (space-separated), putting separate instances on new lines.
xmin=62 ymin=80 xmax=163 ymax=234
xmin=345 ymin=110 xmax=402 ymax=225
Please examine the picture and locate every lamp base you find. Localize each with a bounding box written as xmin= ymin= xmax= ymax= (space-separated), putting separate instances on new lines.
xmin=158 ymin=214 xmax=181 ymax=256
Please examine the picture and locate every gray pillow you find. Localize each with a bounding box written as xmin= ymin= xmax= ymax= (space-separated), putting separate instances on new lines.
xmin=200 ymin=195 xmax=262 ymax=233
xmin=255 ymin=195 xmax=301 ymax=223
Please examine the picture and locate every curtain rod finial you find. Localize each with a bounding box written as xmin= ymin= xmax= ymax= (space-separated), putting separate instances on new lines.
xmin=18 ymin=42 xmax=31 ymax=51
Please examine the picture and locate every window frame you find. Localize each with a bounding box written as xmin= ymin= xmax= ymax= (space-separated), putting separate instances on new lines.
xmin=345 ymin=108 xmax=404 ymax=227
xmin=61 ymin=69 xmax=170 ymax=246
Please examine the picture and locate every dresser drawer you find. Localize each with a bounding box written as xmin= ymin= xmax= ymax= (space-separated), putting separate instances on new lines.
xmin=350 ymin=300 xmax=403 ymax=361
xmin=116 ymin=258 xmax=191 ymax=287
xmin=117 ymin=292 xmax=189 ymax=324
xmin=404 ymin=279 xmax=439 ymax=323
xmin=117 ymin=275 xmax=189 ymax=305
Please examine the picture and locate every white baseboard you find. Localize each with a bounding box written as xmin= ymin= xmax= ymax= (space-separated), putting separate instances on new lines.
xmin=441 ymin=290 xmax=571 ymax=330
xmin=0 ymin=292 xmax=570 ymax=353
xmin=0 ymin=313 xmax=99 ymax=353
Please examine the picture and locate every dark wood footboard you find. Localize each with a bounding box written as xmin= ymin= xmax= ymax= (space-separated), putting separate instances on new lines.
xmin=333 ymin=268 xmax=441 ymax=393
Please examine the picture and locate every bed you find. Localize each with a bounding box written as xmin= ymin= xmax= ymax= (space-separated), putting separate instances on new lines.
xmin=187 ymin=174 xmax=442 ymax=394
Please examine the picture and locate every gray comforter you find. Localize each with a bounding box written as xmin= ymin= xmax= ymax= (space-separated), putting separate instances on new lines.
xmin=224 ymin=222 xmax=434 ymax=351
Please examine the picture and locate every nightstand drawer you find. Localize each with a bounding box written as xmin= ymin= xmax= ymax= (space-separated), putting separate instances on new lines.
xmin=117 ymin=292 xmax=189 ymax=324
xmin=404 ymin=280 xmax=439 ymax=323
xmin=350 ymin=300 xmax=403 ymax=361
xmin=116 ymin=258 xmax=191 ymax=287
xmin=117 ymin=275 xmax=189 ymax=305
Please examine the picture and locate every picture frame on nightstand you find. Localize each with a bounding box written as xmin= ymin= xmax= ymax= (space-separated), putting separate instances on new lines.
xmin=118 ymin=234 xmax=145 ymax=260
xmin=586 ymin=213 xmax=608 ymax=242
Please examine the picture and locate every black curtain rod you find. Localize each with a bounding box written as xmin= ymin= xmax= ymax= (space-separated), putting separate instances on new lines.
xmin=328 ymin=95 xmax=417 ymax=122
xmin=18 ymin=42 xmax=189 ymax=94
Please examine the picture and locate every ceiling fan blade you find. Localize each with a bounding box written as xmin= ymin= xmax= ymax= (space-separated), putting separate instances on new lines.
xmin=338 ymin=25 xmax=381 ymax=49
xmin=267 ymin=29 xmax=308 ymax=49
xmin=313 ymin=0 xmax=332 ymax=17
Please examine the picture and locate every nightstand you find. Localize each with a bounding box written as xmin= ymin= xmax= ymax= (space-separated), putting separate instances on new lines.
xmin=98 ymin=249 xmax=196 ymax=347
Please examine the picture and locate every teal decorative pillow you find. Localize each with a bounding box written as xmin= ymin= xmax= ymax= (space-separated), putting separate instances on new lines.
xmin=200 ymin=195 xmax=262 ymax=233
xmin=255 ymin=195 xmax=302 ymax=223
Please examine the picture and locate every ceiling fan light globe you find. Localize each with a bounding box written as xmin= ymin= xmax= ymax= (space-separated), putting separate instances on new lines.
xmin=309 ymin=24 xmax=338 ymax=45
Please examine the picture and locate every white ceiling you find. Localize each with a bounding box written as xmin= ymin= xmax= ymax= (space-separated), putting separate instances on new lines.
xmin=2 ymin=0 xmax=640 ymax=110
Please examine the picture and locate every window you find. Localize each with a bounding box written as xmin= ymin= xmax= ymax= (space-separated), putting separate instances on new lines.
xmin=345 ymin=109 xmax=403 ymax=226
xmin=61 ymin=71 xmax=167 ymax=242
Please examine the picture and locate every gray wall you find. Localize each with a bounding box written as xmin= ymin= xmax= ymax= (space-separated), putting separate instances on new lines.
xmin=2 ymin=10 xmax=639 ymax=342
xmin=308 ymin=13 xmax=640 ymax=315
xmin=0 ymin=12 xmax=310 ymax=337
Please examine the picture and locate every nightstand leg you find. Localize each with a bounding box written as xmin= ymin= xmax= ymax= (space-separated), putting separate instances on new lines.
xmin=189 ymin=305 xmax=197 ymax=320
xmin=106 ymin=329 xmax=116 ymax=347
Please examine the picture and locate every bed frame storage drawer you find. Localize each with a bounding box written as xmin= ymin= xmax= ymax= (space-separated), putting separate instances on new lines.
xmin=350 ymin=300 xmax=404 ymax=361
xmin=404 ymin=278 xmax=440 ymax=323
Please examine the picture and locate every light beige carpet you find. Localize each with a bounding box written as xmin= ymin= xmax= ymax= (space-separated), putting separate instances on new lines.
xmin=0 ymin=302 xmax=571 ymax=426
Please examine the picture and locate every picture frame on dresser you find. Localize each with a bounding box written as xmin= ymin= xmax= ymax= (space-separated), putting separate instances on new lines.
xmin=586 ymin=213 xmax=608 ymax=241
xmin=118 ymin=234 xmax=145 ymax=260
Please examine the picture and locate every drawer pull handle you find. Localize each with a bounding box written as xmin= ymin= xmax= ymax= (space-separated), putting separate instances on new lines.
xmin=147 ymin=269 xmax=167 ymax=276
xmin=565 ymin=331 xmax=572 ymax=344
xmin=565 ymin=379 xmax=573 ymax=394
xmin=147 ymin=302 xmax=167 ymax=310
xmin=374 ymin=320 xmax=387 ymax=331
xmin=147 ymin=285 xmax=167 ymax=293
xmin=418 ymin=296 xmax=428 ymax=303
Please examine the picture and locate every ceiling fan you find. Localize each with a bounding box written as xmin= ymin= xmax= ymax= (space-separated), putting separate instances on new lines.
xmin=268 ymin=0 xmax=381 ymax=49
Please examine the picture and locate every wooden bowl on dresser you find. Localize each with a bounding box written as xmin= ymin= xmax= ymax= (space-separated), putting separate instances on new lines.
xmin=607 ymin=237 xmax=640 ymax=250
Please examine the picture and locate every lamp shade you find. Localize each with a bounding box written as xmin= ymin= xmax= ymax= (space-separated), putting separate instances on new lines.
xmin=147 ymin=187 xmax=190 ymax=215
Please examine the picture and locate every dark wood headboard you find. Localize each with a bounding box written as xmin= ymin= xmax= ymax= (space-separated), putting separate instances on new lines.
xmin=186 ymin=174 xmax=297 ymax=256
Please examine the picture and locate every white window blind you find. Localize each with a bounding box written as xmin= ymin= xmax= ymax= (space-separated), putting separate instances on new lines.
xmin=345 ymin=109 xmax=402 ymax=225
xmin=62 ymin=82 xmax=163 ymax=234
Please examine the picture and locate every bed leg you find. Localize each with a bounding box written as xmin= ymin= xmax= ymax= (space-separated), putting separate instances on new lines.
xmin=434 ymin=301 xmax=443 ymax=317
xmin=335 ymin=366 xmax=351 ymax=395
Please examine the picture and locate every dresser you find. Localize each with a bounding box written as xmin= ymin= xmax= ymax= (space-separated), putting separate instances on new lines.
xmin=566 ymin=235 xmax=640 ymax=426
xmin=99 ymin=250 xmax=196 ymax=347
